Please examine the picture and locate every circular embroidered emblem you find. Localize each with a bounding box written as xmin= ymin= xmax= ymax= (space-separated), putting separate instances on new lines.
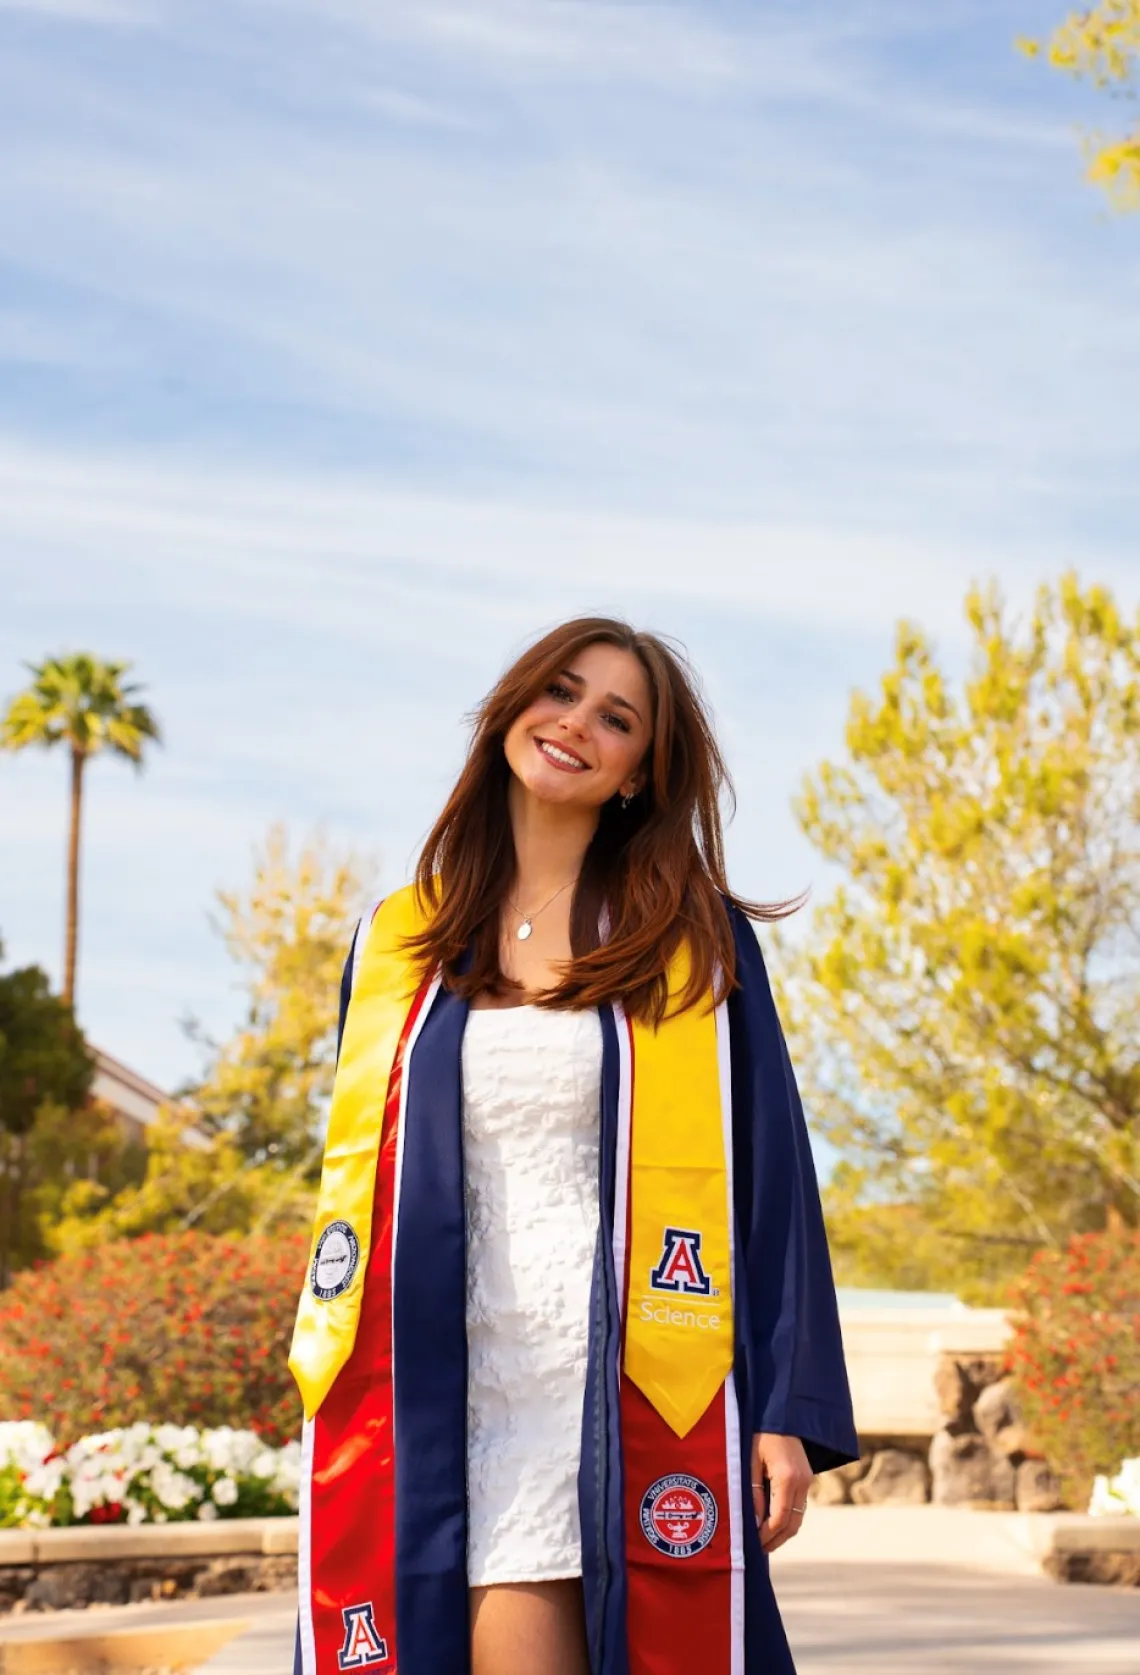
xmin=310 ymin=1221 xmax=360 ymax=1301
xmin=639 ymin=1473 xmax=718 ymax=1559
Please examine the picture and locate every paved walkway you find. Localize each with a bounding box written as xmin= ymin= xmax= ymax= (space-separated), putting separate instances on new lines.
xmin=5 ymin=1571 xmax=1139 ymax=1673
xmin=777 ymin=1562 xmax=1140 ymax=1671
xmin=193 ymin=1570 xmax=1140 ymax=1673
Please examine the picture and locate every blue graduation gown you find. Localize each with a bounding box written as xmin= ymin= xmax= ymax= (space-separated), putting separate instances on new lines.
xmin=295 ymin=904 xmax=857 ymax=1674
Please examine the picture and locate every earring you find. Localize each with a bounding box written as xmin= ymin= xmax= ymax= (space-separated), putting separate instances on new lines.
xmin=621 ymin=791 xmax=634 ymax=809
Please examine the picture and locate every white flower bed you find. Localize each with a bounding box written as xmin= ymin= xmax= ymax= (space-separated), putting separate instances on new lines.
xmin=0 ymin=1421 xmax=300 ymax=1529
xmin=1089 ymin=1458 xmax=1140 ymax=1518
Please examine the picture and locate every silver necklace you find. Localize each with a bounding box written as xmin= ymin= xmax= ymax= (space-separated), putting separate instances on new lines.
xmin=507 ymin=879 xmax=575 ymax=941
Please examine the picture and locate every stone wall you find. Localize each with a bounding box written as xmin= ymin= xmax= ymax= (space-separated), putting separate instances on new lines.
xmin=1045 ymin=1550 xmax=1140 ymax=1586
xmin=930 ymin=1353 xmax=1064 ymax=1513
xmin=5 ymin=1501 xmax=1139 ymax=1612
xmin=0 ymin=1554 xmax=295 ymax=1615
xmin=0 ymin=1523 xmax=298 ymax=1617
xmin=810 ymin=1435 xmax=929 ymax=1506
xmin=811 ymin=1354 xmax=1065 ymax=1512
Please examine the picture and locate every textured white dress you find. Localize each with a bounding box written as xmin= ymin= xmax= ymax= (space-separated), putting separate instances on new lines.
xmin=461 ymin=1005 xmax=603 ymax=1586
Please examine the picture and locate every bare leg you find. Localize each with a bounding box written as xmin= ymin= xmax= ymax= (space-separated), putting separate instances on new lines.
xmin=470 ymin=1580 xmax=590 ymax=1675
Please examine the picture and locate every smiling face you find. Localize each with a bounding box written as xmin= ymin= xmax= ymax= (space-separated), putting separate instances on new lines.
xmin=502 ymin=640 xmax=653 ymax=811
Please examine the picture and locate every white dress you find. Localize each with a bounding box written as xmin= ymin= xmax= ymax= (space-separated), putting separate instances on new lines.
xmin=461 ymin=1004 xmax=603 ymax=1586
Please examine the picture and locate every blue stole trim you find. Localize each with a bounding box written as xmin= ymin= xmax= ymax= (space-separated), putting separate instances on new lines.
xmin=579 ymin=1005 xmax=630 ymax=1675
xmin=393 ymin=985 xmax=471 ymax=1673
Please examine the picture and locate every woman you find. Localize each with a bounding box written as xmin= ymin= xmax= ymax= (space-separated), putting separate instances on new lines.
xmin=290 ymin=618 xmax=857 ymax=1675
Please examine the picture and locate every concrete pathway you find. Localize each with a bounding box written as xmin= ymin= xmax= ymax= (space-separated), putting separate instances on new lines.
xmin=192 ymin=1596 xmax=295 ymax=1675
xmin=777 ymin=1562 xmax=1140 ymax=1672
xmin=0 ymin=1592 xmax=290 ymax=1674
xmin=5 ymin=1570 xmax=1139 ymax=1673
xmin=188 ymin=1570 xmax=1140 ymax=1673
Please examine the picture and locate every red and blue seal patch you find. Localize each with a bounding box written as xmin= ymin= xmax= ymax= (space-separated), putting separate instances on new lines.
xmin=639 ymin=1472 xmax=718 ymax=1559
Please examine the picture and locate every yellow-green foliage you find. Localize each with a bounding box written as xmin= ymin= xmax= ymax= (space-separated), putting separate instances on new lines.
xmin=46 ymin=1106 xmax=313 ymax=1250
xmin=54 ymin=826 xmax=372 ymax=1250
xmin=187 ymin=823 xmax=372 ymax=1170
xmin=1021 ymin=2 xmax=1140 ymax=207
xmin=779 ymin=574 xmax=1139 ymax=1298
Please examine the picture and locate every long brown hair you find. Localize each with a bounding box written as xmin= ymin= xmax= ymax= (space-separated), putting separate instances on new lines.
xmin=408 ymin=617 xmax=799 ymax=1024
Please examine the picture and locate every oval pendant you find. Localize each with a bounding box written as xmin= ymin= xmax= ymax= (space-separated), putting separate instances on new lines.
xmin=517 ymin=920 xmax=533 ymax=941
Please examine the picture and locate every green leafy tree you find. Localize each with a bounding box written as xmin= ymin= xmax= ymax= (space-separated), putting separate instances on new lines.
xmin=780 ymin=574 xmax=1139 ymax=1299
xmin=0 ymin=943 xmax=93 ymax=1286
xmin=1 ymin=654 xmax=161 ymax=1006
xmin=1021 ymin=2 xmax=1140 ymax=208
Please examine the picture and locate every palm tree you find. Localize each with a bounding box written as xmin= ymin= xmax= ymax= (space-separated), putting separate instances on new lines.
xmin=1 ymin=655 xmax=161 ymax=1008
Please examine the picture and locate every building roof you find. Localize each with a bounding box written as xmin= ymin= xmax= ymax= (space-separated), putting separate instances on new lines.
xmin=90 ymin=1047 xmax=209 ymax=1150
xmin=91 ymin=1047 xmax=168 ymax=1130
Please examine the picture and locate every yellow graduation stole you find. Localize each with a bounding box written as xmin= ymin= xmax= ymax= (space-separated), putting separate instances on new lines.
xmin=290 ymin=885 xmax=734 ymax=1438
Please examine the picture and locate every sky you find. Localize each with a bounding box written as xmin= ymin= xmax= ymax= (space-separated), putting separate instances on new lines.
xmin=1 ymin=0 xmax=1138 ymax=1092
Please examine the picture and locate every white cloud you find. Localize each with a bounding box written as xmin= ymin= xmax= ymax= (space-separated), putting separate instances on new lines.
xmin=3 ymin=2 xmax=1134 ymax=550
xmin=279 ymin=0 xmax=761 ymax=88
xmin=0 ymin=0 xmax=159 ymax=20
xmin=7 ymin=438 xmax=1134 ymax=648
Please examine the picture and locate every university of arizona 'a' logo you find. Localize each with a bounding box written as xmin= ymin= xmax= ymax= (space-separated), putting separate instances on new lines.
xmin=650 ymin=1226 xmax=712 ymax=1296
xmin=337 ymin=1603 xmax=390 ymax=1669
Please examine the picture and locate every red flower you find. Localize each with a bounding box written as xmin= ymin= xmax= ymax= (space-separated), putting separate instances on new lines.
xmin=0 ymin=1231 xmax=308 ymax=1448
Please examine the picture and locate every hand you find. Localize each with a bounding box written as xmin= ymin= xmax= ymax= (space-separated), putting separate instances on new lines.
xmin=751 ymin=1433 xmax=812 ymax=1554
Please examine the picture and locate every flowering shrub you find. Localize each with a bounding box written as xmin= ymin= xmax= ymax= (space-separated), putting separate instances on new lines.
xmin=0 ymin=1422 xmax=54 ymax=1527
xmin=1090 ymin=1458 xmax=1140 ymax=1517
xmin=0 ymin=1420 xmax=301 ymax=1528
xmin=1006 ymin=1228 xmax=1140 ymax=1501
xmin=0 ymin=1231 xmax=308 ymax=1447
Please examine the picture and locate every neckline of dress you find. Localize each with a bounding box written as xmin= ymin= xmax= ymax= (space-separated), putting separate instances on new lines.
xmin=466 ymin=1003 xmax=591 ymax=1019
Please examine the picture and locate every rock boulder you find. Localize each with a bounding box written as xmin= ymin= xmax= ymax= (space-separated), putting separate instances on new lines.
xmin=850 ymin=1449 xmax=930 ymax=1505
xmin=973 ymin=1377 xmax=1029 ymax=1458
xmin=810 ymin=1455 xmax=872 ymax=1505
xmin=1014 ymin=1459 xmax=1066 ymax=1513
xmin=933 ymin=1359 xmax=975 ymax=1430
xmin=929 ymin=1430 xmax=1016 ymax=1508
xmin=809 ymin=1470 xmax=849 ymax=1505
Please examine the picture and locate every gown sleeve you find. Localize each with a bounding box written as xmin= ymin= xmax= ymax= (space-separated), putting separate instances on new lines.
xmin=728 ymin=905 xmax=860 ymax=1474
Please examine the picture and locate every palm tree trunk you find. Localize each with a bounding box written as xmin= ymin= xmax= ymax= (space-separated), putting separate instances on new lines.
xmin=64 ymin=747 xmax=84 ymax=1008
xmin=0 ymin=1131 xmax=26 ymax=1289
